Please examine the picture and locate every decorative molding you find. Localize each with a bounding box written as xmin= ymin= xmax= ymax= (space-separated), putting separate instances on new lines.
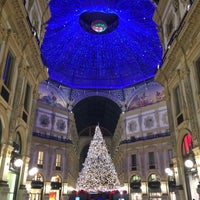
xmin=56 ymin=119 xmax=66 ymax=131
xmin=39 ymin=114 xmax=50 ymax=127
xmin=144 ymin=116 xmax=154 ymax=129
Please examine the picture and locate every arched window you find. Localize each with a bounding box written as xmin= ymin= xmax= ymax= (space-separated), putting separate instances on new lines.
xmin=130 ymin=175 xmax=141 ymax=191
xmin=148 ymin=173 xmax=161 ymax=189
xmin=13 ymin=132 xmax=22 ymax=154
xmin=51 ymin=175 xmax=62 ymax=190
xmin=31 ymin=173 xmax=44 ymax=189
xmin=9 ymin=132 xmax=22 ymax=173
xmin=168 ymin=176 xmax=176 ymax=192
xmin=182 ymin=134 xmax=193 ymax=157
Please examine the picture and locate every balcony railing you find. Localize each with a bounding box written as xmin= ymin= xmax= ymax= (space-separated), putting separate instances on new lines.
xmin=33 ymin=132 xmax=73 ymax=144
xmin=120 ymin=131 xmax=170 ymax=145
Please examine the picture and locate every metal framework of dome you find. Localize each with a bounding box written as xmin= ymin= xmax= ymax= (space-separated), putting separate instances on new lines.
xmin=41 ymin=0 xmax=162 ymax=89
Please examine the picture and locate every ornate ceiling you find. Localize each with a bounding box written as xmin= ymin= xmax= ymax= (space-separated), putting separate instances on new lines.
xmin=41 ymin=0 xmax=162 ymax=89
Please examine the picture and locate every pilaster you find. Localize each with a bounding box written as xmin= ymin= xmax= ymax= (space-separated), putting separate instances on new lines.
xmin=17 ymin=184 xmax=30 ymax=200
xmin=172 ymin=157 xmax=186 ymax=200
xmin=8 ymin=63 xmax=26 ymax=143
xmin=182 ymin=67 xmax=199 ymax=146
xmin=0 ymin=180 xmax=9 ymax=200
xmin=20 ymin=155 xmax=30 ymax=186
xmin=193 ymin=147 xmax=200 ymax=181
xmin=0 ymin=144 xmax=13 ymax=199
xmin=0 ymin=143 xmax=13 ymax=181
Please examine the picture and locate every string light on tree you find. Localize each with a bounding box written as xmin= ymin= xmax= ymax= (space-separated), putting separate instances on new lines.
xmin=76 ymin=125 xmax=120 ymax=192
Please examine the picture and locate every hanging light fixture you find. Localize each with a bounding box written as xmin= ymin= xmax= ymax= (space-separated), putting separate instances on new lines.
xmin=29 ymin=167 xmax=39 ymax=176
xmin=165 ymin=168 xmax=173 ymax=176
xmin=13 ymin=158 xmax=23 ymax=168
xmin=184 ymin=159 xmax=194 ymax=168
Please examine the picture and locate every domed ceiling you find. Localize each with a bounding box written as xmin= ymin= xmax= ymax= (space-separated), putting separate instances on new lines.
xmin=41 ymin=0 xmax=162 ymax=89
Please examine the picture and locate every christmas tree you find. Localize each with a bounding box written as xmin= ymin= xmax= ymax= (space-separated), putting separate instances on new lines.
xmin=76 ymin=125 xmax=120 ymax=192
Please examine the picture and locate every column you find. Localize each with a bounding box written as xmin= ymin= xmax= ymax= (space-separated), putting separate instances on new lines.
xmin=182 ymin=67 xmax=199 ymax=146
xmin=0 ymin=144 xmax=13 ymax=199
xmin=193 ymin=147 xmax=200 ymax=198
xmin=8 ymin=63 xmax=26 ymax=144
xmin=17 ymin=156 xmax=30 ymax=200
xmin=172 ymin=157 xmax=186 ymax=200
xmin=141 ymin=181 xmax=148 ymax=200
xmin=18 ymin=86 xmax=39 ymax=200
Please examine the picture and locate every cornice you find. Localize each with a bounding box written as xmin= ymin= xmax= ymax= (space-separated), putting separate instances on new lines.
xmin=155 ymin=1 xmax=200 ymax=85
xmin=4 ymin=1 xmax=48 ymax=83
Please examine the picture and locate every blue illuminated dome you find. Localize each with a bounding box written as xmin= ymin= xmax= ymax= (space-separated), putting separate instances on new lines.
xmin=41 ymin=0 xmax=162 ymax=89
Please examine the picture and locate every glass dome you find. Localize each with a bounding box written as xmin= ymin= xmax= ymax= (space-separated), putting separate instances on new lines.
xmin=41 ymin=0 xmax=162 ymax=89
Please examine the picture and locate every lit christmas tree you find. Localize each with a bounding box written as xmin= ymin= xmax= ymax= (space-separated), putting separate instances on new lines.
xmin=76 ymin=125 xmax=120 ymax=192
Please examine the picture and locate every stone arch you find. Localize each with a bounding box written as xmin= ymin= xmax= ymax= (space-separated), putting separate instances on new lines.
xmin=31 ymin=173 xmax=44 ymax=190
xmin=130 ymin=174 xmax=141 ymax=191
xmin=147 ymin=173 xmax=161 ymax=192
xmin=15 ymin=125 xmax=28 ymax=155
xmin=51 ymin=174 xmax=62 ymax=190
xmin=73 ymin=96 xmax=121 ymax=135
xmin=51 ymin=174 xmax=62 ymax=182
xmin=176 ymin=127 xmax=192 ymax=164
xmin=73 ymin=92 xmax=122 ymax=108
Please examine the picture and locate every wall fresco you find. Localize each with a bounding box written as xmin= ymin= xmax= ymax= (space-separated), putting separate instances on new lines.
xmin=127 ymin=82 xmax=165 ymax=111
xmin=38 ymin=82 xmax=67 ymax=109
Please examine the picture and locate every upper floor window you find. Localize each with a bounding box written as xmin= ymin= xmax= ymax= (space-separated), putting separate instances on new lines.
xmin=56 ymin=153 xmax=61 ymax=170
xmin=1 ymin=51 xmax=15 ymax=102
xmin=3 ymin=51 xmax=15 ymax=89
xmin=24 ymin=83 xmax=31 ymax=112
xmin=149 ymin=152 xmax=155 ymax=169
xmin=168 ymin=149 xmax=173 ymax=166
xmin=0 ymin=120 xmax=2 ymax=149
xmin=22 ymin=83 xmax=32 ymax=123
xmin=37 ymin=151 xmax=44 ymax=167
xmin=173 ymin=85 xmax=184 ymax=125
xmin=195 ymin=57 xmax=200 ymax=93
xmin=131 ymin=154 xmax=137 ymax=170
xmin=174 ymin=85 xmax=182 ymax=116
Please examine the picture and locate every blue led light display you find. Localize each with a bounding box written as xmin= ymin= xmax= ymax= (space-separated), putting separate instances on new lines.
xmin=41 ymin=0 xmax=162 ymax=89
